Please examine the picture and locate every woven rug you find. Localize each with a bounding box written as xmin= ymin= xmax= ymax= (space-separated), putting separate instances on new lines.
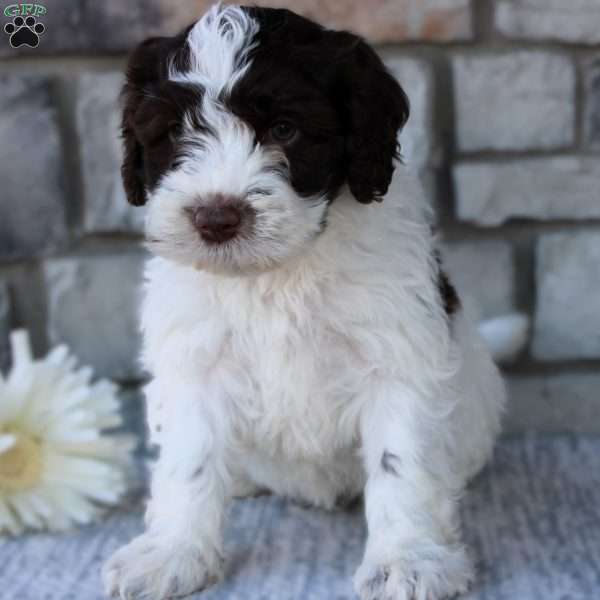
xmin=2 ymin=434 xmax=599 ymax=600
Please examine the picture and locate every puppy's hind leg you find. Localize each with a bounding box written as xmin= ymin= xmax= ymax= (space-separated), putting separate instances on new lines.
xmin=354 ymin=382 xmax=474 ymax=600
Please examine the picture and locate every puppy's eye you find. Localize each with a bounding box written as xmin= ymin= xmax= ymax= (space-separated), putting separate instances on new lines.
xmin=269 ymin=121 xmax=298 ymax=144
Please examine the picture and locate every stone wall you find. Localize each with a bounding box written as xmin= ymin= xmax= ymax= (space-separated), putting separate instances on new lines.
xmin=1 ymin=0 xmax=599 ymax=432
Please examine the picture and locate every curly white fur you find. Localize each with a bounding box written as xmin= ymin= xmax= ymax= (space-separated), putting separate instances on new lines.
xmin=104 ymin=173 xmax=504 ymax=600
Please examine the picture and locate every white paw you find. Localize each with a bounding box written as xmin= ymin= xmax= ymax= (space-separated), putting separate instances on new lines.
xmin=103 ymin=533 xmax=222 ymax=599
xmin=354 ymin=546 xmax=474 ymax=600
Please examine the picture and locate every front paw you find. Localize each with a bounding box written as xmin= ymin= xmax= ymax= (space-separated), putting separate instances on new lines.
xmin=354 ymin=546 xmax=474 ymax=600
xmin=103 ymin=533 xmax=222 ymax=599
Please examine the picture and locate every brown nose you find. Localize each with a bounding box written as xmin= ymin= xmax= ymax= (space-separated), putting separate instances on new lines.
xmin=192 ymin=204 xmax=242 ymax=243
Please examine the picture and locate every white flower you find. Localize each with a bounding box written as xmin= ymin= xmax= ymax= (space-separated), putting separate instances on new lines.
xmin=0 ymin=330 xmax=135 ymax=535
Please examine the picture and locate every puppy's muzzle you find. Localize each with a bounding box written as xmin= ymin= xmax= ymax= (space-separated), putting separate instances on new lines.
xmin=190 ymin=195 xmax=254 ymax=244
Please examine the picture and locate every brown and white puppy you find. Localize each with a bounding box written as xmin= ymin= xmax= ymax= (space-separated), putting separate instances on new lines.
xmin=103 ymin=6 xmax=507 ymax=600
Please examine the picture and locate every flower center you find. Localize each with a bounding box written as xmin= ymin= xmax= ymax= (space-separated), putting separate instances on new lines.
xmin=0 ymin=430 xmax=43 ymax=493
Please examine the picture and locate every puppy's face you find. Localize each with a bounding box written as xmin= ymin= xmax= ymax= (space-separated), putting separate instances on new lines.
xmin=122 ymin=6 xmax=408 ymax=274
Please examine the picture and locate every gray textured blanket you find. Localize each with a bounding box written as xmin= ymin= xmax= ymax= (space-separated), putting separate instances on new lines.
xmin=2 ymin=435 xmax=599 ymax=600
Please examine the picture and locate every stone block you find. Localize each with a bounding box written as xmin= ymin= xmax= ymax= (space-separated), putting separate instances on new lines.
xmin=0 ymin=75 xmax=67 ymax=259
xmin=495 ymin=0 xmax=600 ymax=44
xmin=45 ymin=252 xmax=145 ymax=381
xmin=533 ymin=232 xmax=600 ymax=360
xmin=441 ymin=240 xmax=516 ymax=320
xmin=453 ymin=52 xmax=575 ymax=152
xmin=454 ymin=157 xmax=600 ymax=225
xmin=584 ymin=55 xmax=600 ymax=149
xmin=76 ymin=72 xmax=145 ymax=233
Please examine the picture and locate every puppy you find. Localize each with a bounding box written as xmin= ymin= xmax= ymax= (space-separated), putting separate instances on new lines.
xmin=103 ymin=5 xmax=505 ymax=600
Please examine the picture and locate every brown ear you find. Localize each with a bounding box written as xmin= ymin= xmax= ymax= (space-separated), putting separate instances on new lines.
xmin=120 ymin=32 xmax=190 ymax=206
xmin=333 ymin=34 xmax=410 ymax=204
xmin=121 ymin=38 xmax=162 ymax=206
xmin=121 ymin=86 xmax=146 ymax=206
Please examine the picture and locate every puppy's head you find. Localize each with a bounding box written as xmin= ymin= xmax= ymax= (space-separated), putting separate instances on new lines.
xmin=122 ymin=5 xmax=409 ymax=273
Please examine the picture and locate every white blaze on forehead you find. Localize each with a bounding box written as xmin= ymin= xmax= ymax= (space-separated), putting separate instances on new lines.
xmin=169 ymin=4 xmax=259 ymax=97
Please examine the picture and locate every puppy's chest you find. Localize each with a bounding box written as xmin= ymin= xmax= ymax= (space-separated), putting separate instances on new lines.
xmin=227 ymin=306 xmax=367 ymax=458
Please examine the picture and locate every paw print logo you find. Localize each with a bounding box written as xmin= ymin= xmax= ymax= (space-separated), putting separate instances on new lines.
xmin=4 ymin=15 xmax=45 ymax=48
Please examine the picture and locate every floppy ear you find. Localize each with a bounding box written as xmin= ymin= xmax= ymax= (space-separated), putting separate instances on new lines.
xmin=333 ymin=34 xmax=410 ymax=204
xmin=121 ymin=34 xmax=190 ymax=206
xmin=121 ymin=38 xmax=162 ymax=206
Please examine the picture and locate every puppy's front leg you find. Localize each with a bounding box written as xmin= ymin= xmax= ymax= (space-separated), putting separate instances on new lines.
xmin=103 ymin=379 xmax=231 ymax=600
xmin=354 ymin=384 xmax=474 ymax=600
